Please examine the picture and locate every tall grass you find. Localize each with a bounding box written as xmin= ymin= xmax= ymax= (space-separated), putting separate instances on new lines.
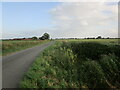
xmin=20 ymin=41 xmax=120 ymax=88
xmin=2 ymin=40 xmax=49 ymax=56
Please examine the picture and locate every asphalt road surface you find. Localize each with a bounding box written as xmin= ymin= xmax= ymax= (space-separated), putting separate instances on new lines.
xmin=2 ymin=41 xmax=54 ymax=88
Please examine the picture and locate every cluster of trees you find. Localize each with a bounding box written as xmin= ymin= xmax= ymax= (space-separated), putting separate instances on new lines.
xmin=32 ymin=33 xmax=50 ymax=40
xmin=11 ymin=34 xmax=118 ymax=41
xmin=85 ymin=36 xmax=111 ymax=39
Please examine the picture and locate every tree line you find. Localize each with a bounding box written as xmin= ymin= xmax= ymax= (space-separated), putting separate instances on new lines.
xmin=31 ymin=33 xmax=50 ymax=40
xmin=12 ymin=33 xmax=50 ymax=40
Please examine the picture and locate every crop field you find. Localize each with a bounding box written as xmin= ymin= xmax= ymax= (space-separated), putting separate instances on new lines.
xmin=19 ymin=39 xmax=120 ymax=88
xmin=57 ymin=39 xmax=119 ymax=45
xmin=1 ymin=40 xmax=49 ymax=56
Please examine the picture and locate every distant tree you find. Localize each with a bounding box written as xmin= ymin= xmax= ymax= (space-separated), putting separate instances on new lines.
xmin=39 ymin=36 xmax=45 ymax=40
xmin=32 ymin=36 xmax=38 ymax=40
xmin=39 ymin=33 xmax=50 ymax=40
xmin=43 ymin=33 xmax=50 ymax=39
xmin=39 ymin=37 xmax=42 ymax=40
xmin=96 ymin=36 xmax=102 ymax=39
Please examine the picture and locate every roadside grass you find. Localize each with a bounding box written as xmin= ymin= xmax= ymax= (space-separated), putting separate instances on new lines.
xmin=19 ymin=40 xmax=120 ymax=88
xmin=0 ymin=41 xmax=2 ymax=55
xmin=1 ymin=40 xmax=50 ymax=56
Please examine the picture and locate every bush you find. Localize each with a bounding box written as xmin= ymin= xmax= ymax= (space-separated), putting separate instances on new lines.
xmin=78 ymin=60 xmax=108 ymax=88
xmin=108 ymin=45 xmax=120 ymax=58
xmin=62 ymin=42 xmax=110 ymax=60
xmin=99 ymin=54 xmax=120 ymax=88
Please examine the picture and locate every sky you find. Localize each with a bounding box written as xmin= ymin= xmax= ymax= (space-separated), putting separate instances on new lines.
xmin=1 ymin=2 xmax=118 ymax=39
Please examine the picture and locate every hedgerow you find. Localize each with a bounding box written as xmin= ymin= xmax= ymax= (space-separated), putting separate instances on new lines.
xmin=20 ymin=41 xmax=120 ymax=89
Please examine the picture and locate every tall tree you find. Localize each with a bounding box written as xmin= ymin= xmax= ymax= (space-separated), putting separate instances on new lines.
xmin=43 ymin=33 xmax=50 ymax=39
xmin=39 ymin=33 xmax=50 ymax=40
xmin=96 ymin=36 xmax=102 ymax=39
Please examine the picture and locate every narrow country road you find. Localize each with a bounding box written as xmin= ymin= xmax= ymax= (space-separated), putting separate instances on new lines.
xmin=2 ymin=41 xmax=54 ymax=88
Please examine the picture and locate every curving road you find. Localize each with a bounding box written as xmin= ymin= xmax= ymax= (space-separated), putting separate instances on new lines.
xmin=2 ymin=41 xmax=54 ymax=88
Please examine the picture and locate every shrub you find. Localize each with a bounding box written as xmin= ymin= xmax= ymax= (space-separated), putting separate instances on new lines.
xmin=108 ymin=45 xmax=120 ymax=58
xmin=62 ymin=42 xmax=110 ymax=60
xmin=78 ymin=60 xmax=108 ymax=88
xmin=99 ymin=54 xmax=120 ymax=88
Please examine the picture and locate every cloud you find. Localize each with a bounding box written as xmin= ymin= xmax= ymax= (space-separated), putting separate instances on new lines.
xmin=2 ymin=2 xmax=118 ymax=39
xmin=50 ymin=2 xmax=118 ymax=38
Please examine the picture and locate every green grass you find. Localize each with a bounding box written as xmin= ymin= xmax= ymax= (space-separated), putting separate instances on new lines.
xmin=1 ymin=40 xmax=50 ymax=56
xmin=57 ymin=39 xmax=119 ymax=45
xmin=19 ymin=39 xmax=120 ymax=88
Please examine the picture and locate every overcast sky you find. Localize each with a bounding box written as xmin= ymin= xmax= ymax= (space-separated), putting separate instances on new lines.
xmin=2 ymin=2 xmax=118 ymax=39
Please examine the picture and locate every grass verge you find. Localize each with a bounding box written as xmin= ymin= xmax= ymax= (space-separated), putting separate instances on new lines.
xmin=1 ymin=40 xmax=50 ymax=56
xmin=19 ymin=41 xmax=120 ymax=88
